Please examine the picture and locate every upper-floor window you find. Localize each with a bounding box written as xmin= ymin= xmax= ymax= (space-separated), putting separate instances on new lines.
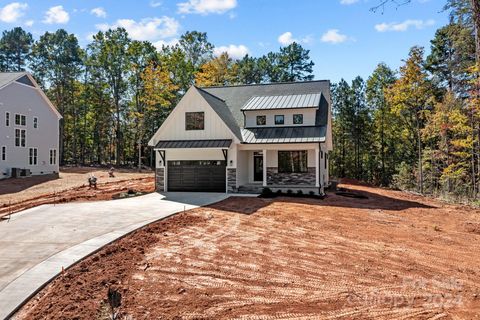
xmin=33 ymin=117 xmax=38 ymax=129
xmin=15 ymin=129 xmax=26 ymax=147
xmin=256 ymin=115 xmax=266 ymax=126
xmin=274 ymin=115 xmax=284 ymax=125
xmin=5 ymin=112 xmax=10 ymax=127
xmin=1 ymin=146 xmax=6 ymax=161
xmin=15 ymin=114 xmax=26 ymax=126
xmin=185 ymin=112 xmax=204 ymax=130
xmin=293 ymin=114 xmax=303 ymax=125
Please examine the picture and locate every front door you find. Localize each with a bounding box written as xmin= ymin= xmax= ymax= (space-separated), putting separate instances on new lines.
xmin=253 ymin=155 xmax=263 ymax=182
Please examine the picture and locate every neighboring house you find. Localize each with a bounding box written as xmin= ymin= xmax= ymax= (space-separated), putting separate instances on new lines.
xmin=148 ymin=80 xmax=332 ymax=194
xmin=0 ymin=72 xmax=61 ymax=179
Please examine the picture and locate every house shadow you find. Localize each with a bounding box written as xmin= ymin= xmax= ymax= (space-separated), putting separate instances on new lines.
xmin=0 ymin=174 xmax=59 ymax=195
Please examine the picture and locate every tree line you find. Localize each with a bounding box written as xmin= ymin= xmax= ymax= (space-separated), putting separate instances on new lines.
xmin=331 ymin=0 xmax=480 ymax=201
xmin=0 ymin=28 xmax=315 ymax=166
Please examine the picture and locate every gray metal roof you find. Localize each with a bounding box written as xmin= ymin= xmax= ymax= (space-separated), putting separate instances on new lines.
xmin=0 ymin=72 xmax=25 ymax=88
xmin=241 ymin=126 xmax=326 ymax=144
xmin=155 ymin=139 xmax=232 ymax=149
xmin=242 ymin=93 xmax=321 ymax=111
xmin=202 ymin=81 xmax=331 ymax=128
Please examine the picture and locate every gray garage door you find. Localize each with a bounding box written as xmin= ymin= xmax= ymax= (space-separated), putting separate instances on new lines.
xmin=167 ymin=160 xmax=226 ymax=192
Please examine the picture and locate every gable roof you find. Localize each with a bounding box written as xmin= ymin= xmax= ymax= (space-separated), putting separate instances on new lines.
xmin=0 ymin=72 xmax=62 ymax=119
xmin=202 ymin=80 xmax=331 ymax=128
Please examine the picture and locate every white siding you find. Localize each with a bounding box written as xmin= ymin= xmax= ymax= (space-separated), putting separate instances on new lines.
xmin=0 ymin=82 xmax=59 ymax=179
xmin=244 ymin=108 xmax=317 ymax=128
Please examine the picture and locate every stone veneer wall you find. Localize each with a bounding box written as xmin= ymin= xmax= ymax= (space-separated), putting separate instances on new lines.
xmin=266 ymin=167 xmax=316 ymax=185
xmin=155 ymin=167 xmax=165 ymax=191
xmin=227 ymin=168 xmax=237 ymax=192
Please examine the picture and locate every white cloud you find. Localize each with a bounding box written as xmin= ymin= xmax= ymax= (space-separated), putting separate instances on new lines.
xmin=277 ymin=31 xmax=313 ymax=46
xmin=43 ymin=5 xmax=69 ymax=24
xmin=91 ymin=7 xmax=106 ymax=18
xmin=153 ymin=38 xmax=179 ymax=50
xmin=213 ymin=44 xmax=249 ymax=59
xmin=96 ymin=16 xmax=180 ymax=42
xmin=375 ymin=19 xmax=435 ymax=32
xmin=178 ymin=0 xmax=237 ymax=15
xmin=24 ymin=19 xmax=34 ymax=26
xmin=321 ymin=29 xmax=348 ymax=44
xmin=150 ymin=1 xmax=162 ymax=7
xmin=340 ymin=0 xmax=359 ymax=4
xmin=0 ymin=2 xmax=28 ymax=23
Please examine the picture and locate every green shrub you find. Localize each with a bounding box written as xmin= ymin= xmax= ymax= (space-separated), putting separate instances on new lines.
xmin=262 ymin=187 xmax=273 ymax=195
xmin=286 ymin=189 xmax=293 ymax=195
xmin=297 ymin=190 xmax=303 ymax=196
xmin=276 ymin=189 xmax=283 ymax=195
xmin=308 ymin=191 xmax=315 ymax=196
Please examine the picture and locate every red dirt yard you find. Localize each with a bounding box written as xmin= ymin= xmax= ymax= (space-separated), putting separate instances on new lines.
xmin=15 ymin=182 xmax=480 ymax=319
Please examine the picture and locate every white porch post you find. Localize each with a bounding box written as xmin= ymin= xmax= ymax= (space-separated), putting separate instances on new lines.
xmin=315 ymin=147 xmax=320 ymax=188
xmin=262 ymin=149 xmax=267 ymax=187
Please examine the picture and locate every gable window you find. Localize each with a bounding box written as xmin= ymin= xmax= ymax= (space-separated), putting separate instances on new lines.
xmin=274 ymin=115 xmax=284 ymax=125
xmin=49 ymin=149 xmax=57 ymax=165
xmin=5 ymin=112 xmax=9 ymax=127
xmin=33 ymin=117 xmax=38 ymax=129
xmin=256 ymin=115 xmax=266 ymax=126
xmin=29 ymin=148 xmax=38 ymax=165
xmin=185 ymin=112 xmax=204 ymax=130
xmin=293 ymin=114 xmax=303 ymax=125
xmin=278 ymin=150 xmax=308 ymax=173
xmin=1 ymin=146 xmax=5 ymax=161
xmin=15 ymin=129 xmax=26 ymax=147
xmin=15 ymin=114 xmax=26 ymax=126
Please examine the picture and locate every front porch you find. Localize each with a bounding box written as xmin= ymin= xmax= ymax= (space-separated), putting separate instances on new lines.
xmin=230 ymin=143 xmax=328 ymax=195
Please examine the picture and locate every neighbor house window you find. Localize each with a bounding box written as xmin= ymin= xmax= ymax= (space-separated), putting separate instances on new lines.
xmin=256 ymin=115 xmax=266 ymax=125
xmin=274 ymin=115 xmax=284 ymax=125
xmin=278 ymin=150 xmax=308 ymax=173
xmin=5 ymin=112 xmax=9 ymax=127
xmin=185 ymin=112 xmax=204 ymax=130
xmin=49 ymin=149 xmax=57 ymax=165
xmin=29 ymin=148 xmax=38 ymax=165
xmin=293 ymin=114 xmax=303 ymax=125
xmin=15 ymin=114 xmax=26 ymax=126
xmin=1 ymin=146 xmax=5 ymax=161
xmin=15 ymin=129 xmax=26 ymax=147
xmin=33 ymin=117 xmax=38 ymax=129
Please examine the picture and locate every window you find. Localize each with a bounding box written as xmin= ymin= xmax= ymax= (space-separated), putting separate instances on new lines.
xmin=5 ymin=112 xmax=9 ymax=127
xmin=33 ymin=117 xmax=38 ymax=129
xmin=293 ymin=114 xmax=303 ymax=125
xmin=274 ymin=115 xmax=284 ymax=125
xmin=1 ymin=146 xmax=5 ymax=161
xmin=256 ymin=115 xmax=266 ymax=126
xmin=15 ymin=129 xmax=26 ymax=147
xmin=49 ymin=149 xmax=57 ymax=165
xmin=185 ymin=112 xmax=204 ymax=130
xmin=15 ymin=114 xmax=26 ymax=126
xmin=278 ymin=151 xmax=308 ymax=173
xmin=29 ymin=148 xmax=38 ymax=165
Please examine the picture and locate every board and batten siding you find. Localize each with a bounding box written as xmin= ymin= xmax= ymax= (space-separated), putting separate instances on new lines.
xmin=0 ymin=81 xmax=59 ymax=178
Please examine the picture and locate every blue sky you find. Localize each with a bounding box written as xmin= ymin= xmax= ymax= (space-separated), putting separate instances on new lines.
xmin=0 ymin=0 xmax=449 ymax=82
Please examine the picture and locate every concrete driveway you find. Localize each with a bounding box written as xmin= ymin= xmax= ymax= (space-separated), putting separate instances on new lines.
xmin=0 ymin=192 xmax=230 ymax=320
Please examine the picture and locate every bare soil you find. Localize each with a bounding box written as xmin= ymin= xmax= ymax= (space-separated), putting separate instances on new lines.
xmin=15 ymin=181 xmax=480 ymax=319
xmin=0 ymin=167 xmax=154 ymax=217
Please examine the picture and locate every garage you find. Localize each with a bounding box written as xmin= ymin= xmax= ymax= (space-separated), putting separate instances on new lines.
xmin=167 ymin=160 xmax=226 ymax=192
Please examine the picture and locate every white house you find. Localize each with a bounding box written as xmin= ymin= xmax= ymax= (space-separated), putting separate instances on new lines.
xmin=0 ymin=72 xmax=61 ymax=179
xmin=148 ymin=80 xmax=332 ymax=194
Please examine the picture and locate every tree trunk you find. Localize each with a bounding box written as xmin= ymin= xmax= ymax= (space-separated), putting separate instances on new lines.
xmin=416 ymin=114 xmax=423 ymax=194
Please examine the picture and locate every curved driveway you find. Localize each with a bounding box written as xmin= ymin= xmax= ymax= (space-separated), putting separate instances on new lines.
xmin=0 ymin=192 xmax=230 ymax=320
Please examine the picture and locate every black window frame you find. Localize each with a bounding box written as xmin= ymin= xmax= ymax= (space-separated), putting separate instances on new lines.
xmin=278 ymin=150 xmax=308 ymax=173
xmin=1 ymin=146 xmax=5 ymax=161
xmin=15 ymin=128 xmax=26 ymax=147
xmin=33 ymin=117 xmax=38 ymax=129
xmin=5 ymin=112 xmax=9 ymax=127
xmin=15 ymin=114 xmax=26 ymax=126
xmin=185 ymin=112 xmax=205 ymax=130
xmin=256 ymin=115 xmax=266 ymax=126
xmin=29 ymin=147 xmax=38 ymax=165
xmin=274 ymin=115 xmax=284 ymax=125
xmin=293 ymin=114 xmax=303 ymax=125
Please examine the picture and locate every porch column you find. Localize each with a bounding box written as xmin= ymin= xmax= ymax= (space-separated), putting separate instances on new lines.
xmin=262 ymin=149 xmax=267 ymax=187
xmin=315 ymin=148 xmax=320 ymax=188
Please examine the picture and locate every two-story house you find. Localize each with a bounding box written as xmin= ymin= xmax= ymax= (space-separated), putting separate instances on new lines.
xmin=148 ymin=80 xmax=332 ymax=194
xmin=0 ymin=72 xmax=61 ymax=179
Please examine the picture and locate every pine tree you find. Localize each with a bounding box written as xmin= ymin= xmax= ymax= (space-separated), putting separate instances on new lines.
xmin=0 ymin=27 xmax=33 ymax=71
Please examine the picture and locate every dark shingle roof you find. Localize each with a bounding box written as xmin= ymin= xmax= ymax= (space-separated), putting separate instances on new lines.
xmin=241 ymin=126 xmax=326 ymax=144
xmin=202 ymin=81 xmax=330 ymax=128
